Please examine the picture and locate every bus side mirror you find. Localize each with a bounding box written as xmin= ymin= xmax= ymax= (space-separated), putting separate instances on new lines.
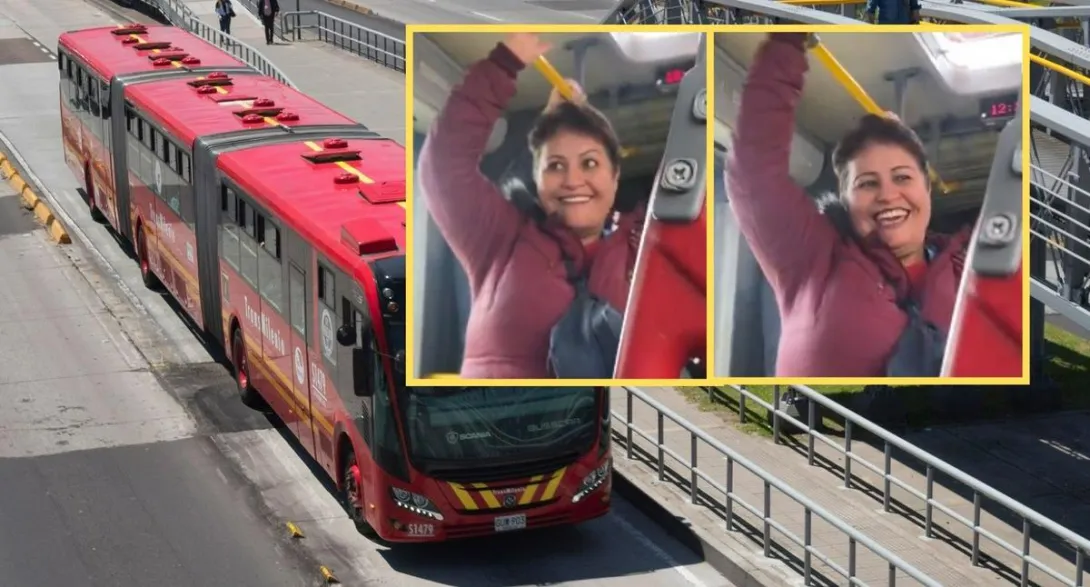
xmin=336 ymin=324 xmax=356 ymax=346
xmin=352 ymin=348 xmax=373 ymax=397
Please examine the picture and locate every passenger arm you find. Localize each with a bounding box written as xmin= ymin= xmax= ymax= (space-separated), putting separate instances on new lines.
xmin=726 ymin=33 xmax=839 ymax=308
xmin=417 ymin=43 xmax=524 ymax=279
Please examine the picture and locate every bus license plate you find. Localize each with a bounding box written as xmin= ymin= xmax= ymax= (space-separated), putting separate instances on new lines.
xmin=494 ymin=514 xmax=526 ymax=533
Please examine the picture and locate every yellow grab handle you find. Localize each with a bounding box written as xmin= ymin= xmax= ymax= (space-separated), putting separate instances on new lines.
xmin=810 ymin=42 xmax=951 ymax=194
xmin=533 ymin=55 xmax=634 ymax=158
xmin=534 ymin=56 xmax=574 ymax=101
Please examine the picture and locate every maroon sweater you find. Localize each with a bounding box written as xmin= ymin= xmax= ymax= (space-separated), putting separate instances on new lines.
xmin=417 ymin=43 xmax=642 ymax=378
xmin=727 ymin=34 xmax=970 ymax=377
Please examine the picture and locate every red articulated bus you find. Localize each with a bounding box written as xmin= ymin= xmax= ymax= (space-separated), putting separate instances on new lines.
xmin=57 ymin=23 xmax=612 ymax=542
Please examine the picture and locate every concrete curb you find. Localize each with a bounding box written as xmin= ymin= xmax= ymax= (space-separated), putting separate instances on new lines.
xmin=0 ymin=153 xmax=71 ymax=244
xmin=324 ymin=0 xmax=375 ymax=15
xmin=612 ymin=458 xmax=804 ymax=587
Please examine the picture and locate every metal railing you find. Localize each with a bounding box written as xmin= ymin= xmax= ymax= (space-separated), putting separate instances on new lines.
xmin=227 ymin=0 xmax=404 ymax=73
xmin=612 ymin=386 xmax=942 ymax=587
xmin=280 ymin=10 xmax=405 ymax=72
xmin=130 ymin=0 xmax=296 ymax=86
xmin=704 ymin=385 xmax=1090 ymax=587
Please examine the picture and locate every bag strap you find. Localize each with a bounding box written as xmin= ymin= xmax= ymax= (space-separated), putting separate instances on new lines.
xmin=889 ymin=243 xmax=939 ymax=310
xmin=562 ymin=256 xmax=589 ymax=293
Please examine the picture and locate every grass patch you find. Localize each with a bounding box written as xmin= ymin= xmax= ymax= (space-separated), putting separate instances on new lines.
xmin=682 ymin=323 xmax=1090 ymax=436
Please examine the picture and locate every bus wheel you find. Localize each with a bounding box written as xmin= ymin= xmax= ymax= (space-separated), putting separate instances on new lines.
xmin=84 ymin=170 xmax=104 ymax=222
xmin=135 ymin=226 xmax=160 ymax=290
xmin=341 ymin=451 xmax=378 ymax=538
xmin=232 ymin=328 xmax=262 ymax=408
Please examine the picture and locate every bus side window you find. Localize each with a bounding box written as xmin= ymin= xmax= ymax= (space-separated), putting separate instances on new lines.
xmin=343 ymin=302 xmax=373 ymax=448
xmin=238 ymin=199 xmax=259 ymax=290
xmin=370 ymin=319 xmax=408 ymax=481
xmin=220 ymin=185 xmax=241 ymax=270
xmin=100 ymin=79 xmax=110 ymax=120
xmin=256 ymin=214 xmax=283 ymax=312
xmin=181 ymin=153 xmax=191 ymax=183
xmin=87 ymin=77 xmax=100 ymax=135
xmin=141 ymin=125 xmax=155 ymax=192
xmin=75 ymin=66 xmax=84 ymax=113
xmin=317 ymin=264 xmax=336 ymax=366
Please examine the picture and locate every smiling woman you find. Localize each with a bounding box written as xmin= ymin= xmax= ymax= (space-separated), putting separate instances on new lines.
xmin=412 ymin=29 xmax=707 ymax=382
xmin=716 ymin=29 xmax=1023 ymax=379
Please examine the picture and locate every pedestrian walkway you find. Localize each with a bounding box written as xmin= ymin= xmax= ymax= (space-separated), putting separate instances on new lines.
xmin=182 ymin=0 xmax=405 ymax=141
xmin=610 ymin=387 xmax=1087 ymax=587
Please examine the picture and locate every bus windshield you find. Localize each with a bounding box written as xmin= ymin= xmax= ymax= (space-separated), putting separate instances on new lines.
xmin=399 ymin=387 xmax=599 ymax=469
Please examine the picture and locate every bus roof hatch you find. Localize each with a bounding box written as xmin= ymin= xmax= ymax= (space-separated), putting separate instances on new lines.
xmin=341 ymin=219 xmax=398 ymax=256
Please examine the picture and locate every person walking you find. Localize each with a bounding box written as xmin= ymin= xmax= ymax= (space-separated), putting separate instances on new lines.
xmin=863 ymin=0 xmax=921 ymax=24
xmin=214 ymin=0 xmax=234 ymax=36
xmin=258 ymin=0 xmax=279 ymax=45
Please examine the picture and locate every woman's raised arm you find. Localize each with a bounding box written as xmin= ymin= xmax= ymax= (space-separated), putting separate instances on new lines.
xmin=417 ymin=42 xmax=526 ymax=279
xmin=726 ymin=33 xmax=839 ymax=308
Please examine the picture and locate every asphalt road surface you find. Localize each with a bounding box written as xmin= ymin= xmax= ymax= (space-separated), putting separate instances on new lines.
xmin=289 ymin=0 xmax=617 ymax=39
xmin=0 ymin=182 xmax=318 ymax=586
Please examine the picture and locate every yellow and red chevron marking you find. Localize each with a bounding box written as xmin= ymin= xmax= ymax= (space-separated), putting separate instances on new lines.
xmin=447 ymin=467 xmax=567 ymax=511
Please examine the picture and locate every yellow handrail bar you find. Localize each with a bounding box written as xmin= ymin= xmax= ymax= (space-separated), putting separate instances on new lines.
xmin=534 ymin=56 xmax=575 ymax=101
xmin=810 ymin=41 xmax=952 ymax=194
xmin=533 ymin=54 xmax=635 ymax=158
xmin=1029 ymin=53 xmax=1090 ymax=89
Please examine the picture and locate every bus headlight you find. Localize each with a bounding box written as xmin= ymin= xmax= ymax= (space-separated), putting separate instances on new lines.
xmin=572 ymin=459 xmax=611 ymax=503
xmin=390 ymin=487 xmax=444 ymax=521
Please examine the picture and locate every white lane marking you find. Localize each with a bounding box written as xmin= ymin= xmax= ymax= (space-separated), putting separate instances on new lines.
xmin=471 ymin=10 xmax=503 ymax=21
xmin=612 ymin=510 xmax=710 ymax=587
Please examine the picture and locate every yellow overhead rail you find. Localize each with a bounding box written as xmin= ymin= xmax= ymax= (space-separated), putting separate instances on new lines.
xmin=1029 ymin=53 xmax=1090 ymax=89
xmin=533 ymin=55 xmax=635 ymax=159
xmin=809 ymin=40 xmax=953 ymax=194
xmin=534 ymin=55 xmax=576 ymax=101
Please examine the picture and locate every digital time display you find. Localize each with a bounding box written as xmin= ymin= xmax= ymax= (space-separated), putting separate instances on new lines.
xmin=656 ymin=60 xmax=695 ymax=87
xmin=980 ymin=92 xmax=1019 ymax=121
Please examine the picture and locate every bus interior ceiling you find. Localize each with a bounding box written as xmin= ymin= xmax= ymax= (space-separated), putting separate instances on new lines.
xmin=712 ymin=32 xmax=1021 ymax=377
xmin=411 ymin=32 xmax=697 ymax=376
